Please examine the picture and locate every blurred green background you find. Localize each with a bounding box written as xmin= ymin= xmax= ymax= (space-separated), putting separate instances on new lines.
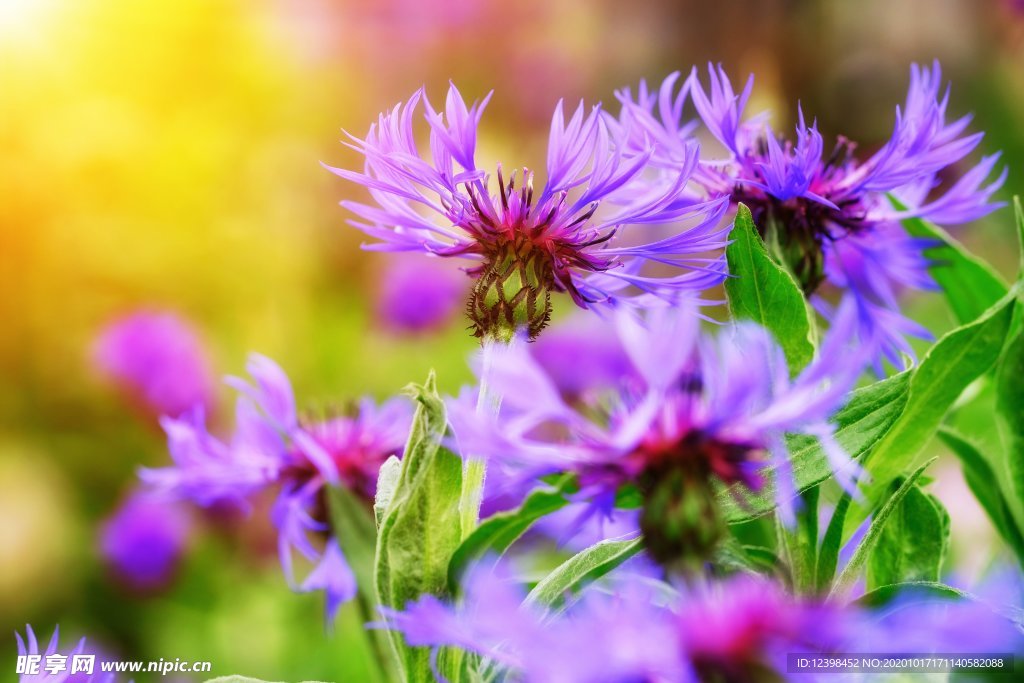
xmin=2 ymin=0 xmax=1023 ymax=680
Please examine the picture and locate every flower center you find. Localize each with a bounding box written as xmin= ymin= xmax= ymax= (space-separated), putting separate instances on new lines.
xmin=635 ymin=431 xmax=763 ymax=569
xmin=734 ymin=137 xmax=867 ymax=293
xmin=467 ymin=234 xmax=554 ymax=341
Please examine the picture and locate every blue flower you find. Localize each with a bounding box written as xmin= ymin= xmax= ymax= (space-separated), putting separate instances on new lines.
xmin=326 ymin=84 xmax=729 ymax=340
xmin=617 ymin=62 xmax=1005 ymax=370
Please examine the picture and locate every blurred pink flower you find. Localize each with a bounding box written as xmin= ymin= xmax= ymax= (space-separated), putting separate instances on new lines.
xmin=93 ymin=310 xmax=215 ymax=418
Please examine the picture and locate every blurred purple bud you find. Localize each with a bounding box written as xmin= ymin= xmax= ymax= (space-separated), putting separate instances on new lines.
xmin=375 ymin=255 xmax=467 ymax=334
xmin=99 ymin=492 xmax=192 ymax=594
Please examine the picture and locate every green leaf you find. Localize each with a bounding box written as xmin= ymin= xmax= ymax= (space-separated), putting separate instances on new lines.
xmin=777 ymin=487 xmax=819 ymax=594
xmin=863 ymin=287 xmax=1018 ymax=500
xmin=995 ymin=325 xmax=1024 ymax=542
xmin=523 ymin=537 xmax=643 ymax=611
xmin=725 ymin=203 xmax=816 ymax=373
xmin=894 ymin=195 xmax=1008 ymax=324
xmin=325 ymin=484 xmax=378 ymax=598
xmin=1015 ymin=196 xmax=1024 ymax=275
xmin=815 ymin=488 xmax=855 ymax=593
xmin=375 ymin=372 xmax=463 ymax=682
xmin=719 ymin=371 xmax=911 ymax=522
xmin=327 ymin=471 xmax=400 ymax=683
xmin=866 ymin=483 xmax=949 ymax=590
xmin=447 ymin=476 xmax=574 ymax=592
xmin=938 ymin=428 xmax=1024 ymax=565
xmin=854 ymin=581 xmax=968 ymax=609
xmin=714 ymin=539 xmax=782 ymax=577
xmin=830 ymin=458 xmax=935 ymax=599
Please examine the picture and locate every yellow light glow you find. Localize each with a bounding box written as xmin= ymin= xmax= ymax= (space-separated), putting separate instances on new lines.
xmin=0 ymin=0 xmax=52 ymax=39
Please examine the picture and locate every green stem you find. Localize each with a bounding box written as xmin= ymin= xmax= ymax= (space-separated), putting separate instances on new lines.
xmin=459 ymin=336 xmax=505 ymax=538
xmin=355 ymin=587 xmax=399 ymax=683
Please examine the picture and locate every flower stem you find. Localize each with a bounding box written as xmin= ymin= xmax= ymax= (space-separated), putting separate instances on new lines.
xmin=459 ymin=336 xmax=504 ymax=538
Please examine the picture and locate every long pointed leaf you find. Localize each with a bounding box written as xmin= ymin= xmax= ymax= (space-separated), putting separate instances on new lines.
xmin=816 ymin=489 xmax=855 ymax=593
xmin=938 ymin=427 xmax=1024 ymax=565
xmin=863 ymin=287 xmax=1017 ymax=500
xmin=830 ymin=458 xmax=935 ymax=599
xmin=866 ymin=484 xmax=949 ymax=590
xmin=523 ymin=537 xmax=643 ymax=611
xmin=725 ymin=203 xmax=816 ymax=373
xmin=893 ymin=195 xmax=1008 ymax=324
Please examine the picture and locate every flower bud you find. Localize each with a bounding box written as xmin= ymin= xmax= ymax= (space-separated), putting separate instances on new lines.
xmin=468 ymin=238 xmax=553 ymax=342
xmin=639 ymin=462 xmax=725 ymax=571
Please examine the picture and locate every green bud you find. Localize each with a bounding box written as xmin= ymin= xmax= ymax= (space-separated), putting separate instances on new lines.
xmin=639 ymin=462 xmax=726 ymax=571
xmin=468 ymin=238 xmax=553 ymax=342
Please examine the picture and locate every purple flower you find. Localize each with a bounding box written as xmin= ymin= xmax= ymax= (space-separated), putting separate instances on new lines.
xmin=449 ymin=299 xmax=869 ymax=562
xmin=15 ymin=626 xmax=117 ymax=683
xmin=141 ymin=353 xmax=412 ymax=620
xmin=99 ymin=491 xmax=192 ymax=594
xmin=617 ymin=62 xmax=1005 ymax=369
xmin=380 ymin=568 xmax=858 ymax=682
xmin=92 ymin=310 xmax=216 ymax=418
xmin=379 ymin=561 xmax=685 ymax=682
xmin=375 ymin=253 xmax=467 ymax=334
xmin=380 ymin=567 xmax=1022 ymax=682
xmin=325 ymin=84 xmax=730 ymax=341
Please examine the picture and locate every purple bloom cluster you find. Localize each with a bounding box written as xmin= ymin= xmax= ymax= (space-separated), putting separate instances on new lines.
xmin=449 ymin=299 xmax=868 ymax=544
xmin=326 ymin=84 xmax=729 ymax=339
xmin=92 ymin=310 xmax=216 ymax=418
xmin=141 ymin=354 xmax=411 ymax=620
xmin=16 ymin=627 xmax=117 ymax=683
xmin=617 ymin=62 xmax=1005 ymax=368
xmin=381 ymin=566 xmax=1023 ymax=683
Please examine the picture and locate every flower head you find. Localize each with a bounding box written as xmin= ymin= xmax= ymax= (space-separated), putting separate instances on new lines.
xmin=449 ymin=300 xmax=868 ymax=564
xmin=618 ymin=62 xmax=1005 ymax=369
xmin=141 ymin=353 xmax=412 ymax=620
xmin=326 ymin=84 xmax=729 ymax=341
xmin=92 ymin=310 xmax=216 ymax=417
xmin=99 ymin=491 xmax=192 ymax=594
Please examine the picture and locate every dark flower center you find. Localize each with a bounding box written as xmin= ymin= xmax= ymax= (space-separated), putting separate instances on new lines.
xmin=460 ymin=166 xmax=611 ymax=340
xmin=733 ymin=137 xmax=868 ymax=293
xmin=634 ymin=431 xmax=763 ymax=569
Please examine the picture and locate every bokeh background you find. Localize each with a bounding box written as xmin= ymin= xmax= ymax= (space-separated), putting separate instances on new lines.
xmin=2 ymin=0 xmax=1023 ymax=680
